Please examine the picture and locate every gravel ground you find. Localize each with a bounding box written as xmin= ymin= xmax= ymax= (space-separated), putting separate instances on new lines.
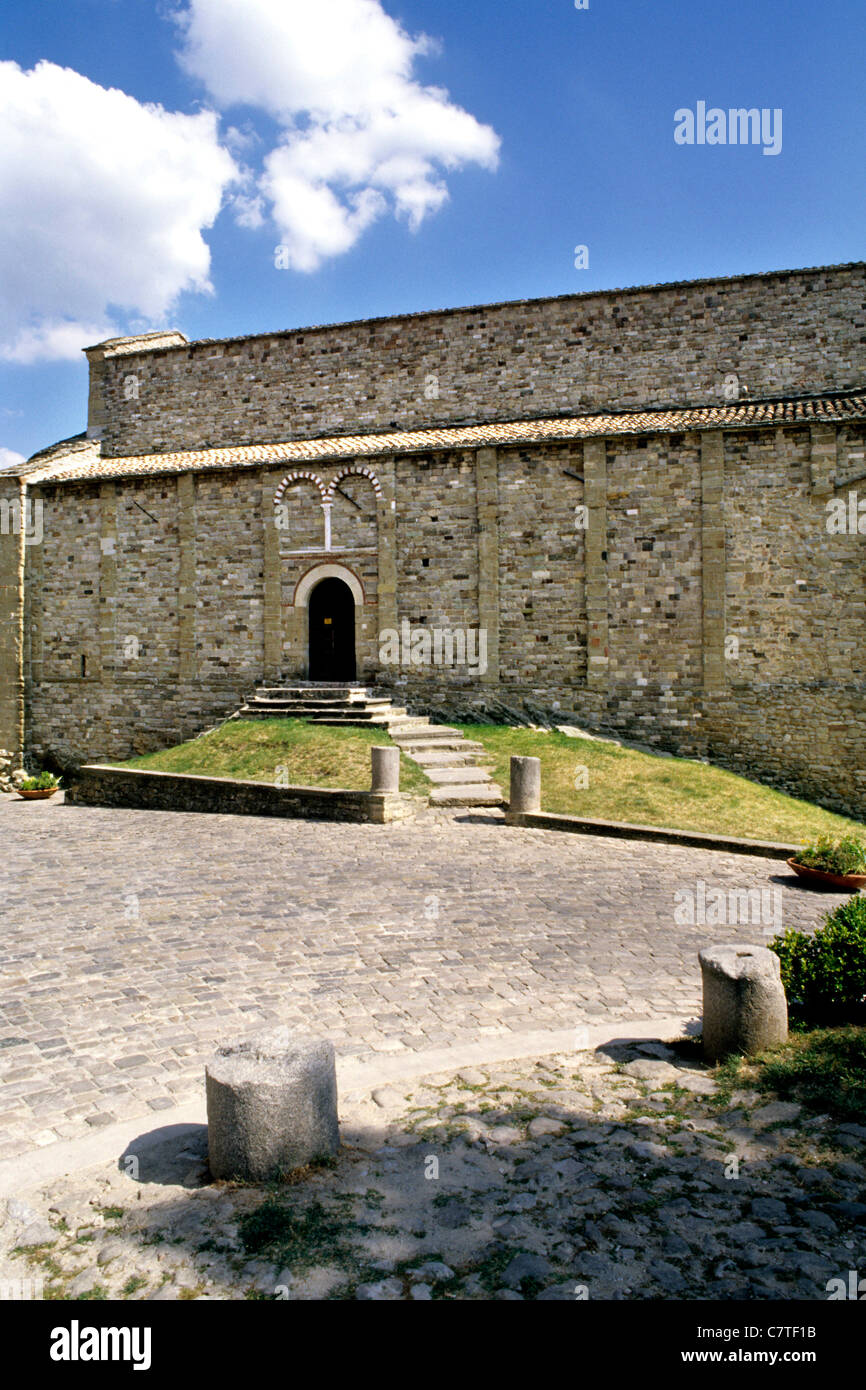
xmin=2 ymin=1036 xmax=864 ymax=1302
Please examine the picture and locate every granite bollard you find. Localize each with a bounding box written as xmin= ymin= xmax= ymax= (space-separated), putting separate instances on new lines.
xmin=699 ymin=944 xmax=788 ymax=1062
xmin=371 ymin=746 xmax=400 ymax=795
xmin=206 ymin=1029 xmax=339 ymax=1182
xmin=510 ymin=756 xmax=541 ymax=813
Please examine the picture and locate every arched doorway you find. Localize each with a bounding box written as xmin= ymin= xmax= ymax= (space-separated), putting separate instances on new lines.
xmin=308 ymin=577 xmax=357 ymax=682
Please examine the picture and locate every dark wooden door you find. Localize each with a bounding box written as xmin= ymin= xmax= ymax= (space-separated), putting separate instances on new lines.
xmin=308 ymin=577 xmax=357 ymax=681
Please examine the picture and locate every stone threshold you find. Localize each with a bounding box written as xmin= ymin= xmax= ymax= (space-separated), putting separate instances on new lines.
xmin=504 ymin=809 xmax=798 ymax=860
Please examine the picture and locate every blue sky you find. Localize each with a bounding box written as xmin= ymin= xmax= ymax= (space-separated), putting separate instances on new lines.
xmin=1 ymin=0 xmax=863 ymax=462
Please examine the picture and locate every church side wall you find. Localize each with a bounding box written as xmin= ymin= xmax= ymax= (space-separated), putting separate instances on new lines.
xmin=22 ymin=420 xmax=866 ymax=819
xmin=96 ymin=265 xmax=866 ymax=457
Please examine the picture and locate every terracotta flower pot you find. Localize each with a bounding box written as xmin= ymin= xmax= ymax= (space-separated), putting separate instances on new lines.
xmin=787 ymin=858 xmax=866 ymax=891
xmin=16 ymin=787 xmax=59 ymax=801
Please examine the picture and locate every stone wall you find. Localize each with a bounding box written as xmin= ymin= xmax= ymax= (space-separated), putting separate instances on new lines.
xmin=0 ymin=474 xmax=24 ymax=764
xmin=21 ymin=414 xmax=866 ymax=819
xmin=91 ymin=263 xmax=866 ymax=457
xmin=66 ymin=765 xmax=421 ymax=824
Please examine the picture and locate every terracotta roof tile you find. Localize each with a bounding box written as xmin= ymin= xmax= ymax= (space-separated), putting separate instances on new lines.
xmin=21 ymin=392 xmax=866 ymax=486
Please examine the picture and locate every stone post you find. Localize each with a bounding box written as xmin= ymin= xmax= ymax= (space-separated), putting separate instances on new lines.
xmin=699 ymin=944 xmax=788 ymax=1062
xmin=510 ymin=755 xmax=541 ymax=813
xmin=206 ymin=1029 xmax=339 ymax=1182
xmin=371 ymin=745 xmax=400 ymax=794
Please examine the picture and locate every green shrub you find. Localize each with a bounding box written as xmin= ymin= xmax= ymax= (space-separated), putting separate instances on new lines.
xmin=769 ymin=894 xmax=866 ymax=1025
xmin=18 ymin=770 xmax=60 ymax=791
xmin=795 ymin=834 xmax=866 ymax=876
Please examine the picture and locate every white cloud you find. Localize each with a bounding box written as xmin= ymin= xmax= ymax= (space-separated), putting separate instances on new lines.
xmin=0 ymin=448 xmax=25 ymax=471
xmin=176 ymin=0 xmax=500 ymax=270
xmin=0 ymin=60 xmax=238 ymax=363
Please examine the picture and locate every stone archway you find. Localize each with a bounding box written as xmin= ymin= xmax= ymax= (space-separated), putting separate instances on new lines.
xmin=307 ymin=576 xmax=357 ymax=682
xmin=292 ymin=563 xmax=365 ymax=683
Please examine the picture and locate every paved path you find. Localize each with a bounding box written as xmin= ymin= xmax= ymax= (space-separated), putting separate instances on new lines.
xmin=0 ymin=795 xmax=847 ymax=1162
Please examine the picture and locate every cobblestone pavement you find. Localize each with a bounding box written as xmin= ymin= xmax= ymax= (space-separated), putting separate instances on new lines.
xmin=0 ymin=794 xmax=849 ymax=1162
xmin=2 ymin=1041 xmax=864 ymax=1301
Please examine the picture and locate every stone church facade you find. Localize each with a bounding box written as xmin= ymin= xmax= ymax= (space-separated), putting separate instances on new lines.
xmin=1 ymin=262 xmax=864 ymax=816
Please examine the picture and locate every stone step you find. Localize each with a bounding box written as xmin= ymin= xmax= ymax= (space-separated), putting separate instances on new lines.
xmin=249 ymin=698 xmax=394 ymax=712
xmin=390 ymin=726 xmax=460 ymax=742
xmin=243 ymin=712 xmax=393 ymax=723
xmin=255 ymin=686 xmax=371 ymax=702
xmin=429 ymin=784 xmax=504 ymax=806
xmin=410 ymin=749 xmax=492 ymax=768
xmin=395 ymin=737 xmax=483 ymax=753
xmin=409 ymin=739 xmax=486 ymax=753
xmin=424 ymin=767 xmax=496 ymax=785
xmin=244 ymin=702 xmax=398 ymax=718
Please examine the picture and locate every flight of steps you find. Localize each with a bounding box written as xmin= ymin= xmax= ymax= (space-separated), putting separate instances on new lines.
xmin=238 ymin=685 xmax=401 ymax=727
xmin=235 ymin=686 xmax=504 ymax=808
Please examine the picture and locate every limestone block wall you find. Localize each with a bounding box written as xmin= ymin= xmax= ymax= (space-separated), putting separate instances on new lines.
xmin=496 ymin=444 xmax=585 ymax=693
xmin=92 ymin=263 xmax=866 ymax=457
xmin=0 ymin=475 xmax=24 ymax=763
xmin=606 ymin=434 xmax=704 ymax=713
xmin=18 ymin=417 xmax=866 ymax=819
xmin=392 ymin=448 xmax=479 ymax=677
xmin=36 ymin=489 xmax=101 ymax=684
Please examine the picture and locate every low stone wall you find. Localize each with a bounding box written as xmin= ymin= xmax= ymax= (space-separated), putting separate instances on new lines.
xmin=65 ymin=765 xmax=422 ymax=824
xmin=503 ymin=809 xmax=797 ymax=860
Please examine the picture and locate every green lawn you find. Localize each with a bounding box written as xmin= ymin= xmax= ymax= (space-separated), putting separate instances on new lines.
xmin=117 ymin=717 xmax=865 ymax=845
xmin=463 ymin=724 xmax=866 ymax=845
xmin=117 ymin=719 xmax=432 ymax=796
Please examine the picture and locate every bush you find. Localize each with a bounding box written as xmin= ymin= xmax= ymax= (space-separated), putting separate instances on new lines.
xmin=795 ymin=834 xmax=866 ymax=876
xmin=769 ymin=895 xmax=866 ymax=1025
xmin=18 ymin=770 xmax=60 ymax=792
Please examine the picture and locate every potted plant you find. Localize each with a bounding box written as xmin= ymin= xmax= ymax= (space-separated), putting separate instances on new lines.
xmin=787 ymin=834 xmax=866 ymax=891
xmin=16 ymin=770 xmax=62 ymax=801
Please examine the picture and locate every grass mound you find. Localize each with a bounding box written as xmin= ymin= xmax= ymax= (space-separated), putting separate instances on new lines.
xmin=465 ymin=725 xmax=865 ymax=844
xmin=118 ymin=719 xmax=432 ymax=795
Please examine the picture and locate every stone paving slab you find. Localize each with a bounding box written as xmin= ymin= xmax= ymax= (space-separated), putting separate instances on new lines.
xmin=0 ymin=794 xmax=851 ymax=1162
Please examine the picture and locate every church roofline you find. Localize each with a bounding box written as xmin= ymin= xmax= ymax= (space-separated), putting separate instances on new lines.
xmin=20 ymin=389 xmax=866 ymax=489
xmin=80 ymin=260 xmax=866 ymax=360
